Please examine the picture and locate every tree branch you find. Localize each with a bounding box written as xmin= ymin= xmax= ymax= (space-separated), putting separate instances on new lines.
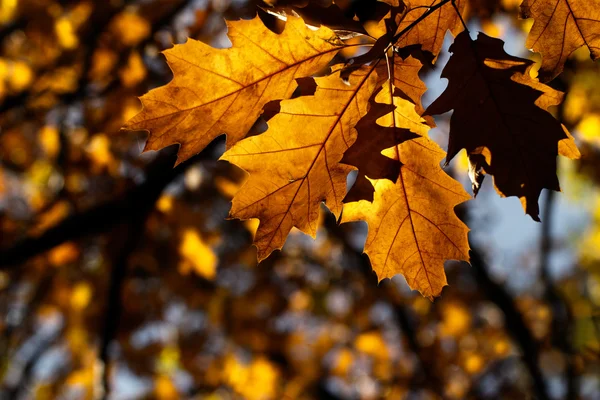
xmin=469 ymin=249 xmax=550 ymax=400
xmin=0 ymin=140 xmax=221 ymax=270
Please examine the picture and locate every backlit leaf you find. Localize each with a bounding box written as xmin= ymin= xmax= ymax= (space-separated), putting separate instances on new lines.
xmin=124 ymin=16 xmax=346 ymax=164
xmin=222 ymin=67 xmax=378 ymax=260
xmin=426 ymin=31 xmax=579 ymax=220
xmin=343 ymin=85 xmax=470 ymax=299
xmin=520 ymin=0 xmax=600 ymax=82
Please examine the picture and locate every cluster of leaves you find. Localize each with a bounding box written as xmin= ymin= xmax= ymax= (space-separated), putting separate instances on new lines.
xmin=2 ymin=1 xmax=600 ymax=399
xmin=125 ymin=0 xmax=597 ymax=298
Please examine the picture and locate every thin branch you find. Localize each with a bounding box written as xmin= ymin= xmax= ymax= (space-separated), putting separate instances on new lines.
xmin=540 ymin=190 xmax=578 ymax=399
xmin=0 ymin=139 xmax=221 ymax=270
xmin=99 ymin=184 xmax=162 ymax=399
xmin=451 ymin=0 xmax=469 ymax=33
xmin=469 ymin=249 xmax=550 ymax=400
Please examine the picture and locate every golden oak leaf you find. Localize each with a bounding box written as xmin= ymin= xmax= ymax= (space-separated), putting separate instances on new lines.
xmin=376 ymin=54 xmax=430 ymax=117
xmin=342 ymin=93 xmax=470 ymax=299
xmin=395 ymin=0 xmax=467 ymax=59
xmin=221 ymin=67 xmax=378 ymax=261
xmin=123 ymin=16 xmax=346 ymax=164
xmin=520 ymin=0 xmax=600 ymax=82
xmin=342 ymin=82 xmax=428 ymax=202
xmin=426 ymin=31 xmax=579 ymax=220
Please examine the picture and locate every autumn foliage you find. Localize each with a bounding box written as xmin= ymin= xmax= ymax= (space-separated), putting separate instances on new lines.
xmin=3 ymin=0 xmax=600 ymax=399
xmin=124 ymin=0 xmax=591 ymax=299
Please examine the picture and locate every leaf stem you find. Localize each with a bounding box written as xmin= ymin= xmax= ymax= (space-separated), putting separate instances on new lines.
xmin=451 ymin=0 xmax=469 ymax=33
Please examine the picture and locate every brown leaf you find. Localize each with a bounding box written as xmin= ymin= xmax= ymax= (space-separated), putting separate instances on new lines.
xmin=426 ymin=31 xmax=579 ymax=220
xmin=342 ymin=112 xmax=470 ymax=299
xmin=221 ymin=67 xmax=379 ymax=261
xmin=343 ymin=81 xmax=427 ymax=202
xmin=395 ymin=0 xmax=467 ymax=60
xmin=520 ymin=0 xmax=600 ymax=82
xmin=123 ymin=16 xmax=346 ymax=165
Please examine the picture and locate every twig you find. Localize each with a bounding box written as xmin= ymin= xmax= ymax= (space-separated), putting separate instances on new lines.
xmin=98 ymin=178 xmax=163 ymax=399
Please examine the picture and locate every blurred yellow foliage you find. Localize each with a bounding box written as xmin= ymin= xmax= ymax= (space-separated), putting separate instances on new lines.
xmin=54 ymin=1 xmax=92 ymax=49
xmin=179 ymin=228 xmax=217 ymax=280
xmin=0 ymin=0 xmax=16 ymax=24
xmin=565 ymin=86 xmax=588 ymax=124
xmin=91 ymin=48 xmax=118 ymax=81
xmin=289 ymin=290 xmax=311 ymax=311
xmin=463 ymin=353 xmax=484 ymax=375
xmin=224 ymin=354 xmax=280 ymax=400
xmin=355 ymin=331 xmax=388 ymax=360
xmin=0 ymin=167 xmax=4 ymax=196
xmin=332 ymin=348 xmax=353 ymax=376
xmin=120 ymin=51 xmax=146 ymax=88
xmin=39 ymin=126 xmax=60 ymax=158
xmin=481 ymin=20 xmax=503 ymax=38
xmin=501 ymin=0 xmax=522 ymax=9
xmin=215 ymin=176 xmax=241 ymax=199
xmin=111 ymin=12 xmax=150 ymax=46
xmin=158 ymin=346 xmax=181 ymax=373
xmin=576 ymin=113 xmax=600 ymax=146
xmin=49 ymin=242 xmax=80 ymax=267
xmin=70 ymin=282 xmax=92 ymax=311
xmin=9 ymin=61 xmax=33 ymax=91
xmin=155 ymin=374 xmax=179 ymax=400
xmin=55 ymin=17 xmax=78 ymax=49
xmin=440 ymin=302 xmax=471 ymax=337
xmin=86 ymin=134 xmax=115 ymax=173
xmin=157 ymin=195 xmax=174 ymax=213
xmin=31 ymin=201 xmax=70 ymax=236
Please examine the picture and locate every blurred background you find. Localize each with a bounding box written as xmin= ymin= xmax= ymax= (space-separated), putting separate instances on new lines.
xmin=0 ymin=0 xmax=599 ymax=399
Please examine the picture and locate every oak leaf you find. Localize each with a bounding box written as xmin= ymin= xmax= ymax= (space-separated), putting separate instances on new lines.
xmin=342 ymin=86 xmax=470 ymax=299
xmin=426 ymin=31 xmax=579 ymax=220
xmin=394 ymin=0 xmax=467 ymax=60
xmin=342 ymin=79 xmax=427 ymax=202
xmin=376 ymin=54 xmax=430 ymax=117
xmin=520 ymin=0 xmax=600 ymax=82
xmin=123 ymin=16 xmax=346 ymax=164
xmin=221 ymin=67 xmax=378 ymax=261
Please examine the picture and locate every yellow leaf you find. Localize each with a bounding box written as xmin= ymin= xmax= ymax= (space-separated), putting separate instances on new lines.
xmin=577 ymin=113 xmax=600 ymax=146
xmin=222 ymin=67 xmax=378 ymax=260
xmin=179 ymin=229 xmax=217 ymax=280
xmin=0 ymin=0 xmax=17 ymax=24
xmin=39 ymin=126 xmax=60 ymax=158
xmin=343 ymin=87 xmax=470 ymax=298
xmin=86 ymin=134 xmax=115 ymax=173
xmin=355 ymin=332 xmax=388 ymax=360
xmin=111 ymin=12 xmax=150 ymax=46
xmin=55 ymin=17 xmax=78 ymax=49
xmin=395 ymin=0 xmax=467 ymax=60
xmin=9 ymin=61 xmax=32 ymax=91
xmin=70 ymin=282 xmax=92 ymax=311
xmin=119 ymin=51 xmax=146 ymax=88
xmin=155 ymin=375 xmax=178 ymax=400
xmin=48 ymin=242 xmax=80 ymax=267
xmin=440 ymin=302 xmax=471 ymax=337
xmin=124 ymin=16 xmax=346 ymax=165
xmin=520 ymin=0 xmax=600 ymax=81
